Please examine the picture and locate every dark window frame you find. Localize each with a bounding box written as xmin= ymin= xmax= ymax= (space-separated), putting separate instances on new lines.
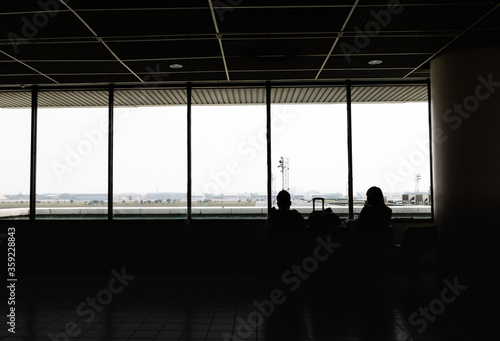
xmin=0 ymin=80 xmax=433 ymax=222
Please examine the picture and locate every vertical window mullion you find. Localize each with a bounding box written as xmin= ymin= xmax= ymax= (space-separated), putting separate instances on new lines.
xmin=427 ymin=80 xmax=434 ymax=221
xmin=266 ymin=82 xmax=272 ymax=216
xmin=187 ymin=85 xmax=192 ymax=222
xmin=108 ymin=85 xmax=114 ymax=221
xmin=29 ymin=87 xmax=38 ymax=221
xmin=346 ymin=82 xmax=354 ymax=219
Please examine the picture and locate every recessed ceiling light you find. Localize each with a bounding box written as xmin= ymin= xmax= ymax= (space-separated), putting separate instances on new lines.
xmin=169 ymin=63 xmax=183 ymax=69
xmin=368 ymin=60 xmax=383 ymax=65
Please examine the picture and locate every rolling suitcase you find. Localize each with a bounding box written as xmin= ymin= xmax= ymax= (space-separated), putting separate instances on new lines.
xmin=307 ymin=198 xmax=347 ymax=243
xmin=308 ymin=198 xmax=341 ymax=228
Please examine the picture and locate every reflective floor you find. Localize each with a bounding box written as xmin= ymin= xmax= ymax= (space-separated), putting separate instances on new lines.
xmin=1 ymin=263 xmax=497 ymax=341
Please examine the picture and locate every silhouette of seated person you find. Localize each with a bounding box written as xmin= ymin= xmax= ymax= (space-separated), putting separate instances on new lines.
xmin=336 ymin=186 xmax=393 ymax=277
xmin=355 ymin=186 xmax=393 ymax=252
xmin=266 ymin=190 xmax=305 ymax=267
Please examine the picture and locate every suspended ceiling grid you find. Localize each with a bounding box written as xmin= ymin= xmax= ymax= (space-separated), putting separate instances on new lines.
xmin=0 ymin=1 xmax=498 ymax=105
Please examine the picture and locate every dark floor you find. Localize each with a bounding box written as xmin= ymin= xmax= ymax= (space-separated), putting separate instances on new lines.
xmin=2 ymin=260 xmax=497 ymax=341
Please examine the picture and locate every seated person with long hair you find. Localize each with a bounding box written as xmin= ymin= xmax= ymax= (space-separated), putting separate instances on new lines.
xmin=334 ymin=186 xmax=393 ymax=277
xmin=355 ymin=186 xmax=393 ymax=251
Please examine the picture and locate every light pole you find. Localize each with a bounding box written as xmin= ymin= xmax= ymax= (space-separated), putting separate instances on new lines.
xmin=278 ymin=157 xmax=289 ymax=191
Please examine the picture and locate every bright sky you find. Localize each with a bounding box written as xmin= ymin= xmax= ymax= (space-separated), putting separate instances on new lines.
xmin=0 ymin=102 xmax=430 ymax=197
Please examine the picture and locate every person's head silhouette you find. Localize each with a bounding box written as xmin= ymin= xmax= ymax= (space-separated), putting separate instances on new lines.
xmin=276 ymin=190 xmax=291 ymax=210
xmin=366 ymin=186 xmax=385 ymax=207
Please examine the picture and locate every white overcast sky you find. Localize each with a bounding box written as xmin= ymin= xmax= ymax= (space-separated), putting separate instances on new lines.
xmin=0 ymin=102 xmax=430 ymax=197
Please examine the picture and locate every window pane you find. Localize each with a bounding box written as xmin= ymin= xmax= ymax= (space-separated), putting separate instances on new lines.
xmin=192 ymin=103 xmax=267 ymax=217
xmin=271 ymin=90 xmax=348 ymax=218
xmin=0 ymin=106 xmax=31 ymax=219
xmin=113 ymin=101 xmax=187 ymax=218
xmin=36 ymin=92 xmax=108 ymax=218
xmin=352 ymin=101 xmax=431 ymax=219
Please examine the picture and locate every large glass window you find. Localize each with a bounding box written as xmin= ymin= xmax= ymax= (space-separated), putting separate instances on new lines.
xmin=0 ymin=85 xmax=432 ymax=221
xmin=352 ymin=98 xmax=431 ymax=219
xmin=0 ymin=105 xmax=31 ymax=219
xmin=36 ymin=91 xmax=108 ymax=218
xmin=113 ymin=94 xmax=187 ymax=218
xmin=272 ymin=87 xmax=349 ymax=218
xmin=192 ymin=100 xmax=267 ymax=217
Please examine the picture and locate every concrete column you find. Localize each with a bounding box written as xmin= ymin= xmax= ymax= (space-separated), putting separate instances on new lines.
xmin=430 ymin=46 xmax=500 ymax=282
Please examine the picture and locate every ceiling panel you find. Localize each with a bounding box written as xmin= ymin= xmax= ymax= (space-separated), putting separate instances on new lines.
xmin=0 ymin=12 xmax=93 ymax=40
xmin=49 ymin=74 xmax=141 ymax=84
xmin=218 ymin=0 xmax=355 ymax=6
xmin=223 ymin=37 xmax=334 ymax=57
xmin=77 ymin=9 xmax=215 ymax=37
xmin=126 ymin=58 xmax=226 ymax=74
xmin=0 ymin=74 xmax=55 ymax=85
xmin=230 ymin=70 xmax=318 ymax=81
xmin=319 ymin=69 xmax=411 ymax=79
xmin=346 ymin=4 xmax=497 ymax=31
xmin=325 ymin=54 xmax=431 ymax=69
xmin=145 ymin=71 xmax=227 ymax=82
xmin=0 ymin=61 xmax=41 ymax=74
xmin=0 ymin=2 xmax=65 ymax=13
xmin=333 ymin=36 xmax=456 ymax=55
xmin=2 ymin=41 xmax=115 ymax=61
xmin=25 ymin=61 xmax=129 ymax=74
xmin=451 ymin=31 xmax=500 ymax=47
xmin=472 ymin=6 xmax=500 ymax=29
xmin=356 ymin=0 xmax=499 ymax=5
xmin=0 ymin=52 xmax=15 ymax=61
xmin=407 ymin=73 xmax=430 ymax=79
xmin=216 ymin=6 xmax=353 ymax=33
xmin=67 ymin=0 xmax=209 ymax=10
xmin=105 ymin=39 xmax=221 ymax=60
xmin=0 ymin=1 xmax=498 ymax=88
xmin=226 ymin=55 xmax=326 ymax=71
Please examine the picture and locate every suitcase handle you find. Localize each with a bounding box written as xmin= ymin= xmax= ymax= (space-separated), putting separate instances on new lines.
xmin=312 ymin=197 xmax=324 ymax=211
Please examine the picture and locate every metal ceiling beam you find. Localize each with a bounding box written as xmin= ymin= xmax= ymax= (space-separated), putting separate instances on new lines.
xmin=315 ymin=0 xmax=360 ymax=80
xmin=208 ymin=0 xmax=230 ymax=81
xmin=0 ymin=49 xmax=59 ymax=84
xmin=57 ymin=0 xmax=144 ymax=82
xmin=0 ymin=78 xmax=429 ymax=91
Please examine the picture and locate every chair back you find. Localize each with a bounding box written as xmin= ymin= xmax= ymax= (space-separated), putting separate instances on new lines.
xmin=400 ymin=225 xmax=437 ymax=255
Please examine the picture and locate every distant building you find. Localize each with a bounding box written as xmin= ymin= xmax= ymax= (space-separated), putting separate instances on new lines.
xmin=3 ymin=193 xmax=29 ymax=200
xmin=251 ymin=193 xmax=267 ymax=201
xmin=74 ymin=193 xmax=108 ymax=201
xmin=293 ymin=193 xmax=343 ymax=201
xmin=115 ymin=193 xmax=143 ymax=201
xmin=220 ymin=194 xmax=239 ymax=201
xmin=402 ymin=193 xmax=430 ymax=205
xmin=144 ymin=192 xmax=186 ymax=200
xmin=292 ymin=193 xmax=309 ymax=200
